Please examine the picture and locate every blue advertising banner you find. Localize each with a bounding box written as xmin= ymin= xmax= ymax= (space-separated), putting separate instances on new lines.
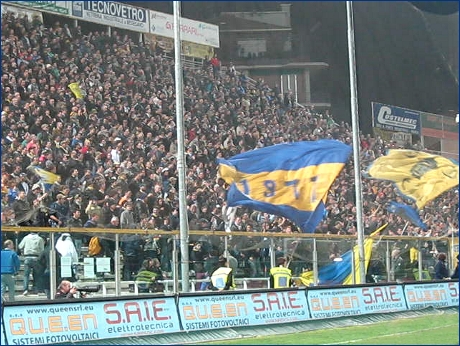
xmin=372 ymin=102 xmax=421 ymax=135
xmin=2 ymin=297 xmax=180 ymax=345
xmin=404 ymin=282 xmax=459 ymax=310
xmin=307 ymin=285 xmax=407 ymax=319
xmin=178 ymin=290 xmax=310 ymax=331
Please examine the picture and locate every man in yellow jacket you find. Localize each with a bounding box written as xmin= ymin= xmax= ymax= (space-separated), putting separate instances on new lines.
xmin=269 ymin=257 xmax=293 ymax=288
xmin=210 ymin=256 xmax=235 ymax=291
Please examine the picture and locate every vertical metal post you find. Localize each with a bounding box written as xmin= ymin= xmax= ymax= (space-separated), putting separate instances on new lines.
xmin=386 ymin=240 xmax=392 ymax=281
xmin=280 ymin=75 xmax=284 ymax=96
xmin=346 ymin=1 xmax=366 ymax=283
xmin=114 ymin=233 xmax=120 ymax=296
xmin=173 ymin=234 xmax=179 ymax=293
xmin=418 ymin=241 xmax=423 ymax=280
xmin=50 ymin=232 xmax=57 ymax=300
xmin=313 ymin=238 xmax=318 ymax=286
xmin=351 ymin=246 xmax=356 ymax=284
xmin=270 ymin=238 xmax=276 ymax=269
xmin=294 ymin=74 xmax=298 ymax=104
xmin=173 ymin=0 xmax=190 ymax=293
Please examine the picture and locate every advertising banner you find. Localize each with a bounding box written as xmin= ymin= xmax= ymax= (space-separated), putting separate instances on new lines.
xmin=307 ymin=285 xmax=407 ymax=319
xmin=145 ymin=33 xmax=215 ymax=59
xmin=404 ymin=281 xmax=459 ymax=310
xmin=178 ymin=290 xmax=309 ymax=331
xmin=71 ymin=1 xmax=149 ymax=33
xmin=2 ymin=297 xmax=180 ymax=345
xmin=4 ymin=1 xmax=70 ymax=15
xmin=150 ymin=10 xmax=220 ymax=48
xmin=183 ymin=41 xmax=215 ymax=59
xmin=372 ymin=102 xmax=421 ymax=135
xmin=1 ymin=3 xmax=43 ymax=22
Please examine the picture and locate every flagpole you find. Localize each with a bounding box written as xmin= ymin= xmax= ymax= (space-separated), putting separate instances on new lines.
xmin=173 ymin=1 xmax=190 ymax=292
xmin=346 ymin=1 xmax=366 ymax=283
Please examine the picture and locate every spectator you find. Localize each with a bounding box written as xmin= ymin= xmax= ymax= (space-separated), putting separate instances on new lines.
xmin=451 ymin=254 xmax=459 ymax=279
xmin=1 ymin=239 xmax=20 ymax=301
xmin=135 ymin=258 xmax=164 ymax=293
xmin=18 ymin=231 xmax=44 ymax=295
xmin=49 ymin=193 xmax=69 ymax=226
xmin=434 ymin=252 xmax=450 ymax=280
xmin=84 ymin=213 xmax=100 ymax=228
xmin=121 ymin=233 xmax=143 ymax=281
xmin=54 ymin=279 xmax=77 ymax=299
xmin=35 ymin=238 xmax=51 ymax=298
xmin=120 ymin=202 xmax=136 ymax=229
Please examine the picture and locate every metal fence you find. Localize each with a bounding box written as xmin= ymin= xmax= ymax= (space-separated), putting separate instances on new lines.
xmin=1 ymin=226 xmax=456 ymax=303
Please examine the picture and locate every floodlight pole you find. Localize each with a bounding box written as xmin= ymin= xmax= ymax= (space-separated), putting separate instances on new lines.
xmin=346 ymin=1 xmax=366 ymax=283
xmin=173 ymin=1 xmax=190 ymax=292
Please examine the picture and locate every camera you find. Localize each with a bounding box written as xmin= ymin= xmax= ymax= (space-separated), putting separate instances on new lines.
xmin=73 ymin=284 xmax=101 ymax=293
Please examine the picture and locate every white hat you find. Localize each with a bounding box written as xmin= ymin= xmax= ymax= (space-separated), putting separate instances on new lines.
xmin=32 ymin=183 xmax=41 ymax=190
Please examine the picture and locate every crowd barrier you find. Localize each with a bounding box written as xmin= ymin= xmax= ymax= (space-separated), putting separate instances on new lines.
xmin=1 ymin=280 xmax=457 ymax=345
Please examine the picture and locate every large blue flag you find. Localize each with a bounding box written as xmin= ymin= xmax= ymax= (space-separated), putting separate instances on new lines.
xmin=217 ymin=140 xmax=352 ymax=233
xmin=315 ymin=224 xmax=388 ymax=285
xmin=386 ymin=201 xmax=427 ymax=230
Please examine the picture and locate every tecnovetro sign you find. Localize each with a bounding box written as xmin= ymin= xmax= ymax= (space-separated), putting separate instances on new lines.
xmin=372 ymin=102 xmax=421 ymax=135
xmin=71 ymin=1 xmax=149 ymax=33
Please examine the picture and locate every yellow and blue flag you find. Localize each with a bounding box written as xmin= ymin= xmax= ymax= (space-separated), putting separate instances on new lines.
xmin=28 ymin=166 xmax=60 ymax=190
xmin=68 ymin=82 xmax=83 ymax=99
xmin=386 ymin=201 xmax=427 ymax=230
xmin=318 ymin=224 xmax=387 ymax=285
xmin=366 ymin=149 xmax=459 ymax=209
xmin=217 ymin=140 xmax=352 ymax=233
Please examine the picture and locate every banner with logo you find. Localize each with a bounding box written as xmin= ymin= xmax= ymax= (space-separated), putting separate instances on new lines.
xmin=307 ymin=285 xmax=407 ymax=319
xmin=71 ymin=1 xmax=149 ymax=33
xmin=404 ymin=282 xmax=459 ymax=310
xmin=372 ymin=102 xmax=421 ymax=135
xmin=150 ymin=10 xmax=219 ymax=48
xmin=4 ymin=1 xmax=70 ymax=15
xmin=183 ymin=41 xmax=214 ymax=59
xmin=145 ymin=33 xmax=215 ymax=59
xmin=1 ymin=3 xmax=43 ymax=22
xmin=178 ymin=290 xmax=309 ymax=331
xmin=2 ymin=297 xmax=181 ymax=345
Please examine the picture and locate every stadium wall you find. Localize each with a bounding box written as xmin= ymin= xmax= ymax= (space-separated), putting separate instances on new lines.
xmin=1 ymin=281 xmax=458 ymax=345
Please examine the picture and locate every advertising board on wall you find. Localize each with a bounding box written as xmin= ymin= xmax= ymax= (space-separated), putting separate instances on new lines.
xmin=1 ymin=3 xmax=43 ymax=22
xmin=150 ymin=10 xmax=220 ymax=48
xmin=178 ymin=290 xmax=309 ymax=331
xmin=307 ymin=285 xmax=407 ymax=319
xmin=404 ymin=282 xmax=459 ymax=310
xmin=4 ymin=1 xmax=70 ymax=15
xmin=3 ymin=1 xmax=220 ymax=48
xmin=2 ymin=297 xmax=181 ymax=345
xmin=71 ymin=1 xmax=149 ymax=33
xmin=372 ymin=102 xmax=421 ymax=135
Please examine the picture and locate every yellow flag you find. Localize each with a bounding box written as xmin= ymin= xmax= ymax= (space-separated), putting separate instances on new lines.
xmin=367 ymin=149 xmax=458 ymax=209
xmin=299 ymin=270 xmax=315 ymax=287
xmin=68 ymin=82 xmax=83 ymax=99
xmin=343 ymin=223 xmax=388 ymax=285
xmin=28 ymin=166 xmax=60 ymax=185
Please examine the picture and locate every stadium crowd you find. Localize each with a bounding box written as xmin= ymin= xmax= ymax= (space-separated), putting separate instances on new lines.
xmin=1 ymin=12 xmax=458 ymax=282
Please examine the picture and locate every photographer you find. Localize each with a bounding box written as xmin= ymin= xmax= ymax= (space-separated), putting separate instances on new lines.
xmin=54 ymin=280 xmax=77 ymax=299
